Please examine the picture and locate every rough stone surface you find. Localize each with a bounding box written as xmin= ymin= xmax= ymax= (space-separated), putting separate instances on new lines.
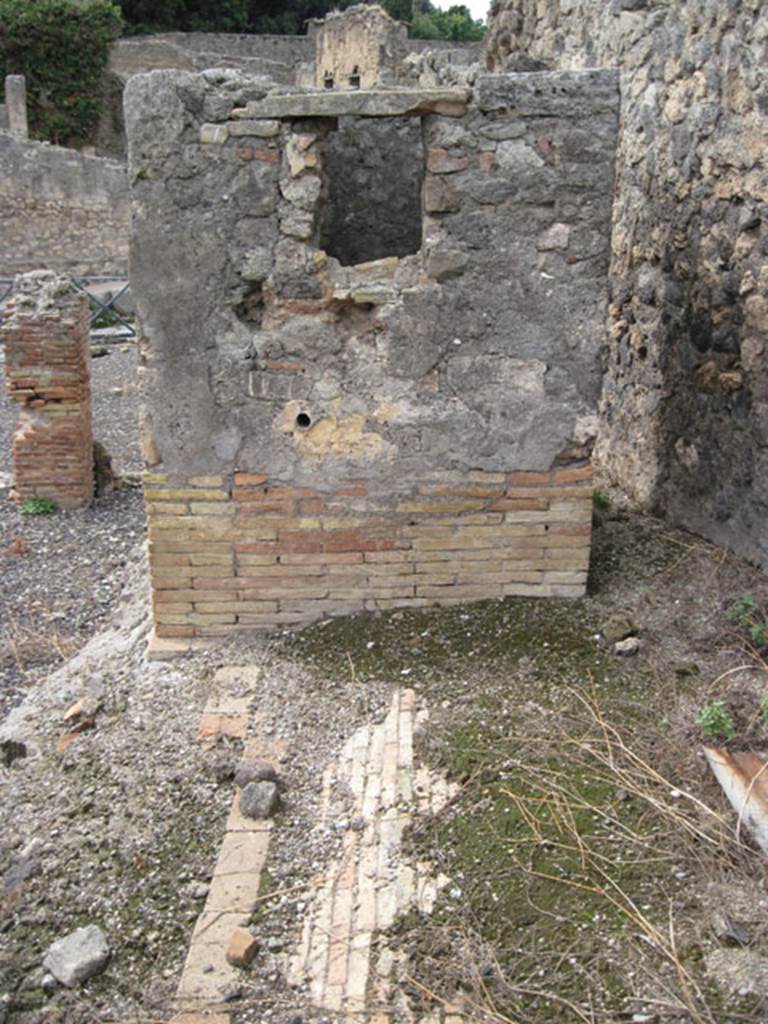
xmin=239 ymin=781 xmax=279 ymax=820
xmin=485 ymin=0 xmax=768 ymax=569
xmin=42 ymin=925 xmax=110 ymax=987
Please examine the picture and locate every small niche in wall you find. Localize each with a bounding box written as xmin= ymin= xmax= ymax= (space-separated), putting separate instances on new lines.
xmin=323 ymin=72 xmax=334 ymax=90
xmin=318 ymin=116 xmax=424 ymax=267
xmin=348 ymin=66 xmax=361 ymax=89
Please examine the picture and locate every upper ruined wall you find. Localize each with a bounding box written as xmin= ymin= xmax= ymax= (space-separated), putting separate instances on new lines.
xmin=0 ymin=134 xmax=129 ymax=276
xmin=486 ymin=0 xmax=768 ymax=567
xmin=312 ymin=5 xmax=408 ymax=89
xmin=126 ymin=69 xmax=618 ymax=488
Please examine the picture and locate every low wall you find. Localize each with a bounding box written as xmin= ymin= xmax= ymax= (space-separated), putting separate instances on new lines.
xmin=0 ymin=134 xmax=129 ymax=276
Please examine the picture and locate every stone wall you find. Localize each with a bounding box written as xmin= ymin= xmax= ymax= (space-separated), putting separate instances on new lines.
xmin=125 ymin=69 xmax=618 ymax=643
xmin=486 ymin=0 xmax=768 ymax=567
xmin=109 ymin=33 xmax=310 ymax=81
xmin=2 ymin=273 xmax=94 ymax=510
xmin=0 ymin=134 xmax=129 ymax=277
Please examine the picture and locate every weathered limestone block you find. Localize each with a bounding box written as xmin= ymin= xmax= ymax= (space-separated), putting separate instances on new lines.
xmin=125 ymin=69 xmax=618 ymax=640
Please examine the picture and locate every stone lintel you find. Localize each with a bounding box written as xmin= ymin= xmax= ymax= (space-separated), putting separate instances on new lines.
xmin=232 ymin=88 xmax=469 ymax=120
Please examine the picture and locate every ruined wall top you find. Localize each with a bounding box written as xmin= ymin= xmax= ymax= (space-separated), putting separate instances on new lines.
xmin=311 ymin=4 xmax=408 ymax=90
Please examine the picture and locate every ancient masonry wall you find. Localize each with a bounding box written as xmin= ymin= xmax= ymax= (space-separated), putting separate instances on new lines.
xmin=125 ymin=70 xmax=618 ymax=642
xmin=2 ymin=274 xmax=94 ymax=510
xmin=0 ymin=134 xmax=129 ymax=276
xmin=486 ymin=0 xmax=768 ymax=567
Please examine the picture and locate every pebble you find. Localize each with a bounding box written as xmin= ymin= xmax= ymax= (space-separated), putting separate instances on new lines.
xmin=43 ymin=924 xmax=110 ymax=987
xmin=240 ymin=780 xmax=280 ymax=819
xmin=614 ymin=636 xmax=641 ymax=656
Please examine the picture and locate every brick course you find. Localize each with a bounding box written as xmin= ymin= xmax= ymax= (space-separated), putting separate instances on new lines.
xmin=2 ymin=274 xmax=93 ymax=509
xmin=146 ymin=467 xmax=592 ymax=636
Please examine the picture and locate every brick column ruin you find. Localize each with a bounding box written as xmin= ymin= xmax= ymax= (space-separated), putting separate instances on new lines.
xmin=2 ymin=272 xmax=94 ymax=509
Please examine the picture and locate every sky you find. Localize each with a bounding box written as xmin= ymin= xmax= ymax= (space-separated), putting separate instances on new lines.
xmin=432 ymin=0 xmax=489 ymax=21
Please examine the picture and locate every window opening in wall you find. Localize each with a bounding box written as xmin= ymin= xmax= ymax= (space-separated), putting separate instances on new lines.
xmin=323 ymin=72 xmax=334 ymax=90
xmin=318 ymin=116 xmax=424 ymax=266
xmin=349 ymin=66 xmax=361 ymax=89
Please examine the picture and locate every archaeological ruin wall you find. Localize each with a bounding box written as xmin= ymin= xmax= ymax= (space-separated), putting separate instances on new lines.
xmin=0 ymin=133 xmax=129 ymax=277
xmin=486 ymin=0 xmax=768 ymax=567
xmin=2 ymin=273 xmax=94 ymax=510
xmin=125 ymin=68 xmax=618 ymax=644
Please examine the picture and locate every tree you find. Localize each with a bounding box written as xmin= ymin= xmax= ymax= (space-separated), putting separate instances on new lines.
xmin=0 ymin=0 xmax=123 ymax=144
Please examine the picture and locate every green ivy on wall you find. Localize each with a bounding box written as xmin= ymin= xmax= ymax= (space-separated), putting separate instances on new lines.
xmin=0 ymin=0 xmax=123 ymax=146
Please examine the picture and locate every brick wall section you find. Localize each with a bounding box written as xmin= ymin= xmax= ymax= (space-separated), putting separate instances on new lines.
xmin=2 ymin=274 xmax=94 ymax=509
xmin=145 ymin=467 xmax=592 ymax=638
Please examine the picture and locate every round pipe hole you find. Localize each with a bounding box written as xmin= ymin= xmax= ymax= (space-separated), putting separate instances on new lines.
xmin=296 ymin=412 xmax=312 ymax=430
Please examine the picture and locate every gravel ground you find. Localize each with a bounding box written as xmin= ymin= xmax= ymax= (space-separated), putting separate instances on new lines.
xmin=0 ymin=344 xmax=145 ymax=719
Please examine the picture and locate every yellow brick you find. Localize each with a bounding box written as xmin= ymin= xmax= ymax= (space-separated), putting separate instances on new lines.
xmin=152 ymin=569 xmax=194 ymax=585
xmin=189 ymin=613 xmax=237 ymax=624
xmin=189 ymin=502 xmax=236 ymax=515
xmin=145 ymin=488 xmax=229 ymax=501
xmin=194 ymin=600 xmax=278 ymax=613
xmin=150 ymin=540 xmax=232 ymax=553
xmin=236 ymin=554 xmax=279 ymax=566
xmin=191 ymin=565 xmax=237 ymax=578
xmin=188 ymin=475 xmax=225 ymax=487
xmin=143 ymin=471 xmax=169 ymax=484
xmin=397 ymin=499 xmax=487 ymax=514
xmin=417 ymin=583 xmax=503 ymax=599
xmin=146 ymin=501 xmax=189 ymax=515
xmin=189 ymin=552 xmax=234 ymax=566
xmin=154 ymin=612 xmax=192 ymax=625
xmin=149 ymin=601 xmax=194 ymax=614
xmin=152 ymin=553 xmax=190 ymax=567
xmin=155 ymin=588 xmax=237 ymax=602
xmin=542 ymin=571 xmax=587 ymax=584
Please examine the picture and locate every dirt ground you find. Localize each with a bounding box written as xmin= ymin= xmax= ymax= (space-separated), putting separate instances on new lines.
xmin=2 ymin=342 xmax=768 ymax=1024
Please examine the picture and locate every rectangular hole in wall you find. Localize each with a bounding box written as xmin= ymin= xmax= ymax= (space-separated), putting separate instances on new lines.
xmin=318 ymin=116 xmax=424 ymax=267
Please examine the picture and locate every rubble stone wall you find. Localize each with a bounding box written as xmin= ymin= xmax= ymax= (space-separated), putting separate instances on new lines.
xmin=0 ymin=134 xmax=129 ymax=276
xmin=125 ymin=70 xmax=619 ymax=639
xmin=2 ymin=273 xmax=94 ymax=509
xmin=486 ymin=0 xmax=768 ymax=567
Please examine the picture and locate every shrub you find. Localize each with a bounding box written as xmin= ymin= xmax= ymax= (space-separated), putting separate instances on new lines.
xmin=726 ymin=592 xmax=768 ymax=650
xmin=0 ymin=0 xmax=123 ymax=145
xmin=695 ymin=699 xmax=735 ymax=741
xmin=19 ymin=496 xmax=58 ymax=515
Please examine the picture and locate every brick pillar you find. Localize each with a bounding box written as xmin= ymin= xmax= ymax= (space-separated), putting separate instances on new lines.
xmin=2 ymin=272 xmax=93 ymax=509
xmin=5 ymin=75 xmax=29 ymax=139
